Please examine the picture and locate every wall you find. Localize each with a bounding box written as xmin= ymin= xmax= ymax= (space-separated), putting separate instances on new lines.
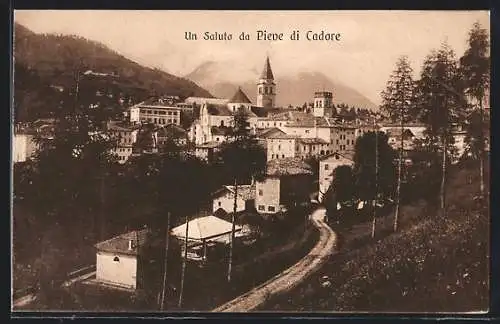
xmin=13 ymin=134 xmax=37 ymax=163
xmin=267 ymin=138 xmax=297 ymax=161
xmin=213 ymin=191 xmax=246 ymax=213
xmin=255 ymin=177 xmax=281 ymax=213
xmin=318 ymin=157 xmax=354 ymax=202
xmin=96 ymin=251 xmax=138 ymax=289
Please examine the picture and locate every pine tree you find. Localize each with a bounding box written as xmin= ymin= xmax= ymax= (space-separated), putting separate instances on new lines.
xmin=380 ymin=55 xmax=416 ymax=231
xmin=415 ymin=41 xmax=466 ymax=217
xmin=460 ymin=21 xmax=490 ymax=199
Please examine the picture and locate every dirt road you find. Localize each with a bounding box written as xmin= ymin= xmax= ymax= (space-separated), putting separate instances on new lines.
xmin=212 ymin=208 xmax=337 ymax=312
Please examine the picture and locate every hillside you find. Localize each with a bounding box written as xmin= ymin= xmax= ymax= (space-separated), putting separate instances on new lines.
xmin=260 ymin=161 xmax=489 ymax=312
xmin=13 ymin=23 xmax=213 ymax=122
xmin=185 ymin=61 xmax=378 ymax=110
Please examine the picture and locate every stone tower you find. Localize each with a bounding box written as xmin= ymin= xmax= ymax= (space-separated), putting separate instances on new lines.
xmin=257 ymin=56 xmax=276 ymax=108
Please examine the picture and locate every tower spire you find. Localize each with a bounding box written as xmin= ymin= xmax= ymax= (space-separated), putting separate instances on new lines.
xmin=260 ymin=55 xmax=274 ymax=80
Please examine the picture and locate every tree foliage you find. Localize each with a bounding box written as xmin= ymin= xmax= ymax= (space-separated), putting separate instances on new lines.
xmin=380 ymin=56 xmax=417 ymax=123
xmin=353 ymin=131 xmax=397 ymax=202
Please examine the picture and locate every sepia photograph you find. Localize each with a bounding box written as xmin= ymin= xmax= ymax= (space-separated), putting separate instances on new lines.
xmin=11 ymin=10 xmax=490 ymax=314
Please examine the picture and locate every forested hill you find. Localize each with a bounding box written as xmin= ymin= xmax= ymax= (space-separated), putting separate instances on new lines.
xmin=13 ymin=23 xmax=213 ymax=122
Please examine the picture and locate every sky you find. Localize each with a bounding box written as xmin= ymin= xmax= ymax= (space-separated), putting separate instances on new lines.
xmin=14 ymin=10 xmax=490 ymax=105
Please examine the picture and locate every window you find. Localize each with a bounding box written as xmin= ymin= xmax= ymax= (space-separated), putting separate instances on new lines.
xmin=168 ymin=111 xmax=172 ymax=115
xmin=258 ymin=205 xmax=265 ymax=211
xmin=271 ymin=154 xmax=275 ymax=159
xmin=113 ymin=256 xmax=120 ymax=262
xmin=278 ymin=145 xmax=281 ymax=150
xmin=220 ymin=121 xmax=224 ymax=127
xmin=258 ymin=189 xmax=263 ymax=196
xmin=218 ymin=201 xmax=221 ymax=207
xmin=325 ymin=164 xmax=329 ymax=170
xmin=259 ymin=87 xmax=263 ymax=94
xmin=268 ymin=206 xmax=276 ymax=212
xmin=282 ymin=154 xmax=285 ymax=158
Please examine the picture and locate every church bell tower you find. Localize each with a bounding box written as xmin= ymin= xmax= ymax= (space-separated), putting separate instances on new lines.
xmin=257 ymin=56 xmax=276 ymax=108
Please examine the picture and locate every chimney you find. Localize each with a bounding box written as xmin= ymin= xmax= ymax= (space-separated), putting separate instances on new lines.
xmin=128 ymin=239 xmax=133 ymax=250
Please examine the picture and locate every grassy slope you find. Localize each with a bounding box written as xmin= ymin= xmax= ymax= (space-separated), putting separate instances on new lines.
xmin=261 ymin=162 xmax=489 ymax=312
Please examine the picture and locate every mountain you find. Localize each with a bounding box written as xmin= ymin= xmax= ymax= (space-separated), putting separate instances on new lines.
xmin=185 ymin=61 xmax=378 ymax=110
xmin=13 ymin=23 xmax=213 ymax=122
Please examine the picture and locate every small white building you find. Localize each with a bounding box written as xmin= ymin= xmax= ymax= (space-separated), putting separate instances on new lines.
xmin=94 ymin=229 xmax=151 ymax=290
xmin=318 ymin=152 xmax=354 ymax=202
xmin=13 ymin=133 xmax=38 ymax=163
xmin=212 ymin=184 xmax=256 ymax=214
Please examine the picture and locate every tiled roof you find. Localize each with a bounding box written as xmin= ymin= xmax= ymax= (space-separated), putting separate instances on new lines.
xmin=207 ymin=104 xmax=233 ymax=116
xmin=211 ymin=126 xmax=232 ymax=136
xmin=107 ymin=121 xmax=141 ymax=132
xmin=266 ymin=157 xmax=313 ymax=176
xmin=268 ymin=133 xmax=299 ymax=140
xmin=250 ymin=106 xmax=279 ymax=118
xmin=223 ymin=184 xmax=256 ymax=201
xmin=229 ymin=87 xmax=252 ymax=104
xmin=255 ymin=127 xmax=286 ymax=138
xmin=185 ymin=97 xmax=229 ymax=105
xmin=320 ymin=151 xmax=354 ymax=164
xmin=95 ymin=229 xmax=151 ymax=256
xmin=299 ymin=138 xmax=329 ymax=145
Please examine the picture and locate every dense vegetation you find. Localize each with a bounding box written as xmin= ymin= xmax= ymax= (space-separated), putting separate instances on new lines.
xmin=261 ymin=159 xmax=489 ymax=312
xmin=13 ymin=23 xmax=213 ymax=122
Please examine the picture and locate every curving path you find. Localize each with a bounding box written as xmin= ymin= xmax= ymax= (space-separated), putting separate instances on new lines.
xmin=213 ymin=207 xmax=337 ymax=312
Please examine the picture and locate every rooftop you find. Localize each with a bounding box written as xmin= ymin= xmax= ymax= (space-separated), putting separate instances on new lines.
xmin=255 ymin=127 xmax=286 ymax=139
xmin=229 ymin=87 xmax=252 ymax=104
xmin=220 ymin=184 xmax=256 ymax=201
xmin=185 ymin=97 xmax=229 ymax=105
xmin=299 ymin=137 xmax=329 ymax=145
xmin=207 ymin=104 xmax=233 ymax=116
xmin=94 ymin=229 xmax=151 ymax=256
xmin=266 ymin=157 xmax=313 ymax=176
xmin=171 ymin=215 xmax=242 ymax=243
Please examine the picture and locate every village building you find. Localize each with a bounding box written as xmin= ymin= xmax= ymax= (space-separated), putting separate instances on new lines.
xmin=312 ymin=91 xmax=335 ymax=118
xmin=212 ymin=184 xmax=256 ymax=214
xmin=318 ymin=152 xmax=355 ymax=202
xmin=266 ymin=133 xmax=300 ymax=161
xmin=94 ymin=228 xmax=151 ymax=290
xmin=107 ymin=121 xmax=140 ymax=163
xmin=193 ymin=141 xmax=220 ymax=162
xmin=129 ymin=98 xmax=182 ymax=126
xmin=255 ymin=157 xmax=313 ymax=216
xmin=170 ymin=215 xmax=243 ymax=262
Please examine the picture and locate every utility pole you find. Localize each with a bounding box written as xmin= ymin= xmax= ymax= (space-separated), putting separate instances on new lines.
xmin=394 ymin=94 xmax=405 ymax=232
xmin=371 ymin=118 xmax=379 ymax=239
xmin=178 ymin=213 xmax=189 ymax=308
xmin=227 ymin=177 xmax=238 ymax=283
xmin=159 ymin=211 xmax=171 ymax=310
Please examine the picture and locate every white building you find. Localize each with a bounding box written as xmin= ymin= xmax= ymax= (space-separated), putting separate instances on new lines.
xmin=212 ymin=185 xmax=256 ymax=214
xmin=318 ymin=152 xmax=354 ymax=202
xmin=13 ymin=133 xmax=38 ymax=163
xmin=129 ymin=98 xmax=182 ymax=126
xmin=94 ymin=229 xmax=151 ymax=290
xmin=107 ymin=121 xmax=140 ymax=164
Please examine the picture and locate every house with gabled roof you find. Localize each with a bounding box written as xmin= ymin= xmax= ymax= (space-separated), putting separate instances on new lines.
xmin=255 ymin=157 xmax=314 ymax=216
xmin=94 ymin=228 xmax=152 ymax=290
xmin=212 ymin=184 xmax=256 ymax=214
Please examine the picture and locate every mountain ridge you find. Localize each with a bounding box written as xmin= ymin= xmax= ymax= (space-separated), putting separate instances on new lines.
xmin=185 ymin=61 xmax=378 ymax=110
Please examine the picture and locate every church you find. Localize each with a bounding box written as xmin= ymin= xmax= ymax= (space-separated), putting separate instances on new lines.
xmin=188 ymin=56 xmax=280 ymax=146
